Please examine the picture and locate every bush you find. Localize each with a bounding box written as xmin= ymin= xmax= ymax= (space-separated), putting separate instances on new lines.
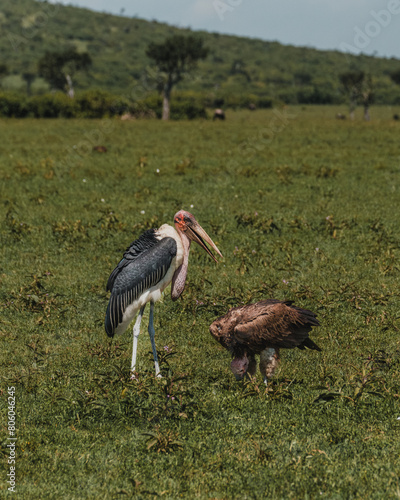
xmin=140 ymin=94 xmax=163 ymax=118
xmin=139 ymin=93 xmax=207 ymax=120
xmin=108 ymin=95 xmax=131 ymax=115
xmin=170 ymin=101 xmax=207 ymax=120
xmin=257 ymin=97 xmax=273 ymax=109
xmin=297 ymin=86 xmax=336 ymax=105
xmin=376 ymin=87 xmax=400 ymax=105
xmin=76 ymin=89 xmax=116 ymax=118
xmin=27 ymin=93 xmax=79 ymax=118
xmin=0 ymin=92 xmax=28 ymax=117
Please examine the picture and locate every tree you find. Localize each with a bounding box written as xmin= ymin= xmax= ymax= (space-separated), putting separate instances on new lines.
xmin=361 ymin=74 xmax=374 ymax=121
xmin=38 ymin=48 xmax=91 ymax=97
xmin=230 ymin=59 xmax=251 ymax=82
xmin=389 ymin=69 xmax=400 ymax=86
xmin=0 ymin=63 xmax=8 ymax=88
xmin=294 ymin=70 xmax=312 ymax=86
xmin=339 ymin=71 xmax=364 ymax=120
xmin=22 ymin=70 xmax=36 ymax=96
xmin=146 ymin=35 xmax=209 ymax=120
xmin=390 ymin=70 xmax=400 ymax=115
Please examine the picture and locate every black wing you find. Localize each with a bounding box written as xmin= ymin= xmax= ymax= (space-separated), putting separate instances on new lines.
xmin=105 ymin=233 xmax=177 ymax=337
xmin=106 ymin=229 xmax=160 ymax=292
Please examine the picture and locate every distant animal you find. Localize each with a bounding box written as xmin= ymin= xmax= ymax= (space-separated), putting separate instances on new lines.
xmin=336 ymin=113 xmax=346 ymax=120
xmin=210 ymin=299 xmax=321 ymax=385
xmin=105 ymin=211 xmax=222 ymax=378
xmin=93 ymin=145 xmax=107 ymax=153
xmin=393 ymin=114 xmax=399 ymax=121
xmin=120 ymin=113 xmax=134 ymax=121
xmin=213 ymin=109 xmax=225 ymax=121
xmin=248 ymin=103 xmax=256 ymax=111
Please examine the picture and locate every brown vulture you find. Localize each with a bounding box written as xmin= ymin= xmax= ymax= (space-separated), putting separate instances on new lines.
xmin=209 ymin=299 xmax=321 ymax=385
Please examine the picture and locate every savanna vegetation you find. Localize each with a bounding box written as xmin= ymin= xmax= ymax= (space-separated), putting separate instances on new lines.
xmin=1 ymin=107 xmax=399 ymax=498
xmin=1 ymin=0 xmax=400 ymax=113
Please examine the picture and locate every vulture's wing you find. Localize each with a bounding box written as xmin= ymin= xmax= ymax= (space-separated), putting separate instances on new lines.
xmin=233 ymin=301 xmax=320 ymax=351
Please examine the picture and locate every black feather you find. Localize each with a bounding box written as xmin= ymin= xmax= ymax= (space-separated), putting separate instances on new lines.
xmin=105 ymin=235 xmax=177 ymax=337
xmin=106 ymin=229 xmax=160 ymax=292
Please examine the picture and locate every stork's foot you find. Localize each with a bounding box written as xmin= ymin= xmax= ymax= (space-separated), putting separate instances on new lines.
xmin=156 ymin=373 xmax=163 ymax=379
xmin=130 ymin=371 xmax=137 ymax=380
xmin=263 ymin=376 xmax=268 ymax=387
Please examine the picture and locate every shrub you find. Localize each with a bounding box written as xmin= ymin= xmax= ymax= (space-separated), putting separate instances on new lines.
xmin=140 ymin=94 xmax=163 ymax=118
xmin=170 ymin=101 xmax=207 ymax=120
xmin=257 ymin=97 xmax=273 ymax=109
xmin=297 ymin=86 xmax=336 ymax=105
xmin=0 ymin=92 xmax=28 ymax=117
xmin=76 ymin=89 xmax=116 ymax=118
xmin=27 ymin=93 xmax=79 ymax=118
xmin=139 ymin=93 xmax=207 ymax=120
xmin=108 ymin=95 xmax=131 ymax=115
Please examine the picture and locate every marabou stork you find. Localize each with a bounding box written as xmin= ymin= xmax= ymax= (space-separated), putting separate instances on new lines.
xmin=105 ymin=210 xmax=222 ymax=377
xmin=210 ymin=299 xmax=321 ymax=385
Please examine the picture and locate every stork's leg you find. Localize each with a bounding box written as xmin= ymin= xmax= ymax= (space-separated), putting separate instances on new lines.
xmin=131 ymin=305 xmax=146 ymax=377
xmin=148 ymin=301 xmax=161 ymax=378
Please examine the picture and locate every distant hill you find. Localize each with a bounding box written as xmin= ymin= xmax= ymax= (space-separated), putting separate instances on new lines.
xmin=1 ymin=0 xmax=400 ymax=105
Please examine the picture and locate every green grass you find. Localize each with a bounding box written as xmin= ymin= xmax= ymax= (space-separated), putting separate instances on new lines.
xmin=1 ymin=106 xmax=400 ymax=498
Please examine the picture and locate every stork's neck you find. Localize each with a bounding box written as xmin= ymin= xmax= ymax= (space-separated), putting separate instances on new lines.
xmin=171 ymin=231 xmax=191 ymax=301
xmin=181 ymin=230 xmax=191 ymax=249
xmin=177 ymin=230 xmax=191 ymax=269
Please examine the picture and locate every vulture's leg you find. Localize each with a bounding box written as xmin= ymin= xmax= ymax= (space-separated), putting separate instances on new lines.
xmin=246 ymin=355 xmax=257 ymax=380
xmin=260 ymin=348 xmax=280 ymax=386
xmin=148 ymin=301 xmax=161 ymax=378
xmin=131 ymin=305 xmax=146 ymax=377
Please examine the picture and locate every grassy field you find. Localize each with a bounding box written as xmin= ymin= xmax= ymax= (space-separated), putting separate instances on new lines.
xmin=1 ymin=106 xmax=400 ymax=499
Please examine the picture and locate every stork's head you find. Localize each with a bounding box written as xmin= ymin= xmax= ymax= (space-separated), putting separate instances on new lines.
xmin=230 ymin=355 xmax=249 ymax=381
xmin=174 ymin=210 xmax=223 ymax=262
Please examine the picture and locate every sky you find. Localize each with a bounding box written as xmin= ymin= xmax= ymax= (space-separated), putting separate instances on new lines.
xmin=48 ymin=0 xmax=400 ymax=59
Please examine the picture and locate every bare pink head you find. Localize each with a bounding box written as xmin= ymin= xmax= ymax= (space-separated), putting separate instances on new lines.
xmin=230 ymin=355 xmax=249 ymax=381
xmin=173 ymin=210 xmax=222 ymax=262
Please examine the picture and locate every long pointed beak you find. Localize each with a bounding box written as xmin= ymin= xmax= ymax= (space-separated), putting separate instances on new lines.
xmin=185 ymin=222 xmax=223 ymax=263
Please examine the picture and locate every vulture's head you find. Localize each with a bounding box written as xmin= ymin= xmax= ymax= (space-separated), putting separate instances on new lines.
xmin=230 ymin=355 xmax=249 ymax=381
